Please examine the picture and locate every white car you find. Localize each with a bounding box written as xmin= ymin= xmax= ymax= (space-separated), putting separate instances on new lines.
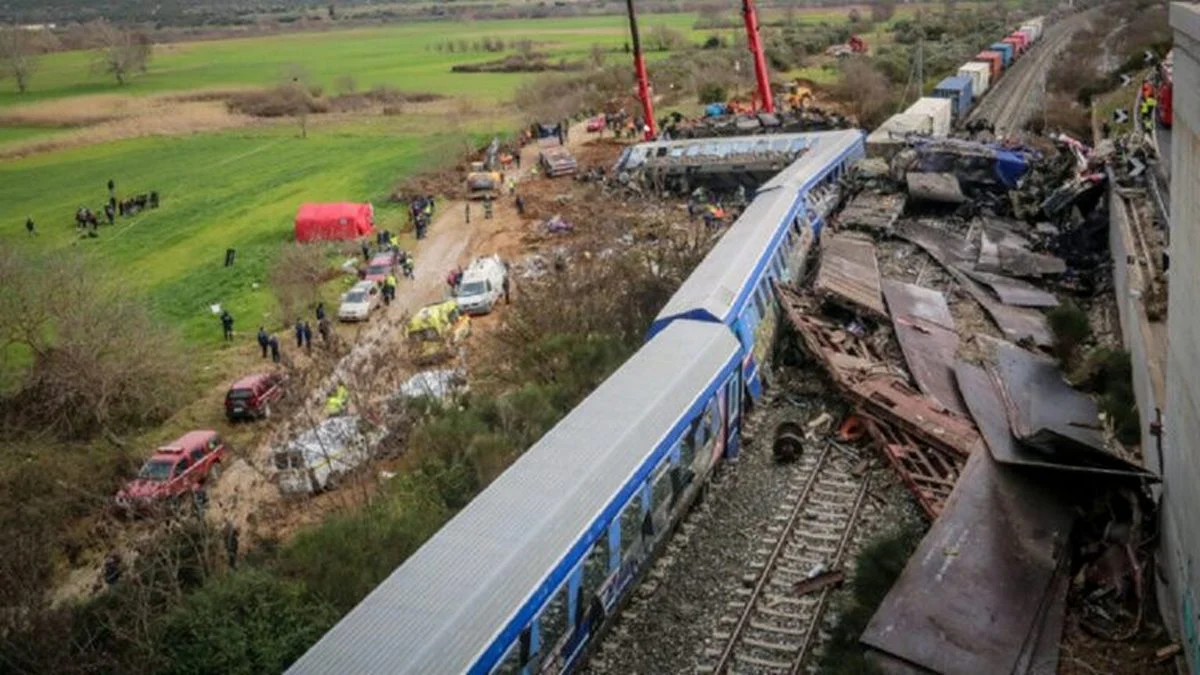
xmin=454 ymin=255 xmax=507 ymax=315
xmin=338 ymin=280 xmax=381 ymax=322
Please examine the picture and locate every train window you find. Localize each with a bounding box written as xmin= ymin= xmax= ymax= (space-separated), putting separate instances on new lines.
xmin=680 ymin=422 xmax=698 ymax=469
xmin=619 ymin=492 xmax=643 ymax=555
xmin=539 ymin=586 xmax=569 ymax=658
xmin=492 ymin=643 xmax=522 ymax=675
xmin=581 ymin=533 xmax=610 ymax=610
xmin=650 ymin=463 xmax=674 ymax=513
xmin=703 ymin=397 xmax=720 ymax=445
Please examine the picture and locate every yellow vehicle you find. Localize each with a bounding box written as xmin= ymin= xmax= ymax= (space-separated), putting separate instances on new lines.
xmin=466 ymin=161 xmax=502 ymax=200
xmin=784 ymin=82 xmax=813 ymax=111
xmin=405 ymin=300 xmax=471 ymax=365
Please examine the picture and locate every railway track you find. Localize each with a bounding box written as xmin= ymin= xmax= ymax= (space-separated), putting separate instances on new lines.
xmin=969 ymin=12 xmax=1093 ymax=135
xmin=698 ymin=440 xmax=870 ymax=675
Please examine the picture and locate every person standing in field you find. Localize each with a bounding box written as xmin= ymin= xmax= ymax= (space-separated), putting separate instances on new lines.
xmin=25 ymin=216 xmax=34 ymax=236
xmin=220 ymin=310 xmax=234 ymax=341
xmin=302 ymin=321 xmax=313 ymax=354
xmin=257 ymin=327 xmax=269 ymax=358
xmin=316 ymin=302 xmax=326 ymax=323
xmin=268 ymin=335 xmax=281 ymax=363
xmin=295 ymin=319 xmax=305 ymax=348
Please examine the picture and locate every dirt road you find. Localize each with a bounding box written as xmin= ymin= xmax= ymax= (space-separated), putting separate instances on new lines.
xmin=207 ymin=120 xmax=598 ymax=539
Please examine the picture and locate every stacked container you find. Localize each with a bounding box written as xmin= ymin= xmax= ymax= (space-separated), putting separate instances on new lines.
xmin=958 ymin=62 xmax=991 ymax=99
xmin=904 ymin=97 xmax=953 ymax=137
xmin=866 ymin=113 xmax=935 ymax=157
xmin=932 ymin=76 xmax=974 ymax=118
xmin=975 ymin=51 xmax=1005 ymax=80
xmin=990 ymin=42 xmax=1014 ymax=66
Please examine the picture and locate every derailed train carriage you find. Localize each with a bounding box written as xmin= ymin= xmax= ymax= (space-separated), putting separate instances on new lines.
xmin=286 ymin=129 xmax=867 ymax=675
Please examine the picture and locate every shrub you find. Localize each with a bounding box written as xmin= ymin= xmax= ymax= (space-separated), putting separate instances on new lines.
xmin=154 ymin=570 xmax=337 ymax=675
xmin=1047 ymin=302 xmax=1092 ymax=369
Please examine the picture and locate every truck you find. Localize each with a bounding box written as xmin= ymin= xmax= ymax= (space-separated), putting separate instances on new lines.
xmin=454 ymin=255 xmax=508 ymax=315
xmin=466 ymin=137 xmax=503 ymax=200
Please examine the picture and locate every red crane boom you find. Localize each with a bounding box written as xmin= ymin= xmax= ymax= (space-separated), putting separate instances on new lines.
xmin=624 ymin=0 xmax=658 ymax=140
xmin=741 ymin=0 xmax=775 ymax=113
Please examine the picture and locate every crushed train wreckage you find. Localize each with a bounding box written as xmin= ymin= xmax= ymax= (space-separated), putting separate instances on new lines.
xmin=773 ymin=127 xmax=1161 ymax=673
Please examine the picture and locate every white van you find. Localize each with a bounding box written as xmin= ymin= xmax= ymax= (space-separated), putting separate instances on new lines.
xmin=454 ymin=255 xmax=507 ymax=315
xmin=272 ymin=416 xmax=371 ymax=494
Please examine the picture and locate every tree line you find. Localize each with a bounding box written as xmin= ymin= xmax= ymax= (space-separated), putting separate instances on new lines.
xmin=0 ymin=20 xmax=152 ymax=93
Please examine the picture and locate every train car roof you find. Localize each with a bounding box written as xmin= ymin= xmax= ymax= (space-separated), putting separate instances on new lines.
xmin=286 ymin=320 xmax=741 ymax=675
xmin=652 ymin=129 xmax=863 ymax=330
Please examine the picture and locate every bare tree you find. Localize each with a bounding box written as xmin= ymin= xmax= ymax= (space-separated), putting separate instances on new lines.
xmin=87 ymin=20 xmax=152 ymax=86
xmin=0 ymin=26 xmax=39 ymax=93
xmin=833 ymin=59 xmax=894 ymax=128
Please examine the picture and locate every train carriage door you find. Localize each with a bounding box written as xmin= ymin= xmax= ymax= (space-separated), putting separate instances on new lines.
xmin=723 ymin=370 xmax=742 ymax=459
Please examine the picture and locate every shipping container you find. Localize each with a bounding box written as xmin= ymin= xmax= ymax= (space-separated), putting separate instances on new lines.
xmin=933 ymin=76 xmax=974 ymax=118
xmin=1016 ymin=29 xmax=1035 ymax=47
xmin=959 ymin=62 xmax=991 ymax=98
xmin=990 ymin=42 xmax=1014 ymax=66
xmin=1006 ymin=32 xmax=1029 ymax=53
xmin=1019 ymin=23 xmax=1041 ymax=42
xmin=904 ymin=97 xmax=953 ymax=138
xmin=976 ymin=51 xmax=1005 ymax=80
xmin=866 ymin=112 xmax=934 ymax=158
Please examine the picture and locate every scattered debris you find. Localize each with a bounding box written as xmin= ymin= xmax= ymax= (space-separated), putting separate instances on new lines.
xmin=906 ymin=172 xmax=966 ymax=204
xmin=838 ymin=191 xmax=906 ymax=233
xmin=772 ymin=420 xmax=806 ymax=463
xmin=815 ymin=234 xmax=887 ymax=318
xmin=882 ymin=280 xmax=966 ymax=415
xmin=792 ymin=568 xmax=846 ymax=596
xmin=862 ymin=450 xmax=1076 ymax=675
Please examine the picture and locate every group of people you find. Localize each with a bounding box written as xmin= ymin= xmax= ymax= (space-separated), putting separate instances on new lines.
xmin=221 ymin=301 xmax=335 ymax=363
xmin=409 ymin=195 xmax=436 ymax=239
xmin=67 ymin=179 xmax=160 ymax=238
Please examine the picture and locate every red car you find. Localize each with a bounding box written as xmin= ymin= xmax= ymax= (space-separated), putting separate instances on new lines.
xmin=586 ymin=115 xmax=606 ymax=132
xmin=363 ymin=251 xmax=399 ymax=285
xmin=115 ymin=430 xmax=226 ymax=515
xmin=225 ymin=372 xmax=285 ymax=421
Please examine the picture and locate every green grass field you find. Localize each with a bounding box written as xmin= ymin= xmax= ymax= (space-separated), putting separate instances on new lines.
xmin=0 ymin=15 xmax=709 ymax=108
xmin=0 ymin=120 xmax=491 ymax=347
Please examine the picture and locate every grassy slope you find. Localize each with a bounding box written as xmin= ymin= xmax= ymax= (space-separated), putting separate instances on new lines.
xmin=0 ymin=120 xmax=481 ymax=347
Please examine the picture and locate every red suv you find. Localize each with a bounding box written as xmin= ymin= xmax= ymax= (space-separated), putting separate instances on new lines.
xmin=115 ymin=430 xmax=226 ymax=515
xmin=225 ymin=372 xmax=285 ymax=421
xmin=363 ymin=251 xmax=399 ymax=285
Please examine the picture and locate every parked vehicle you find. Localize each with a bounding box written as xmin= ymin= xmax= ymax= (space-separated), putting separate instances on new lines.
xmin=453 ymin=255 xmax=507 ymax=315
xmin=363 ymin=251 xmax=399 ymax=285
xmin=586 ymin=115 xmax=606 ymax=132
xmin=405 ymin=300 xmax=470 ymax=365
xmin=272 ymin=416 xmax=370 ymax=494
xmin=225 ymin=372 xmax=286 ymax=421
xmin=115 ymin=430 xmax=226 ymax=515
xmin=538 ymin=142 xmax=578 ymax=177
xmin=338 ymin=280 xmax=382 ymax=322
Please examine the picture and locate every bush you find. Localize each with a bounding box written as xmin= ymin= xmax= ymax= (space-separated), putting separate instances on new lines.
xmin=0 ymin=249 xmax=190 ymax=439
xmin=698 ymin=83 xmax=727 ymax=104
xmin=154 ymin=570 xmax=337 ymax=675
xmin=274 ymin=477 xmax=449 ymax=613
xmin=1047 ymin=302 xmax=1092 ymax=369
xmin=818 ymin=524 xmax=924 ymax=675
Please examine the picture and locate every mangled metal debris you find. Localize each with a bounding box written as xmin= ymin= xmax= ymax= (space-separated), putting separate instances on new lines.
xmin=906 ymin=172 xmax=966 ymax=204
xmin=862 ymin=450 xmax=1076 ymax=675
xmin=983 ymin=337 xmax=1153 ymax=476
xmin=815 ymin=234 xmax=887 ymax=318
xmin=838 ymin=191 xmax=907 ymax=233
xmin=882 ymin=280 xmax=966 ymax=415
xmin=961 ymin=269 xmax=1058 ymax=308
xmin=977 ymin=227 xmax=1066 ymax=278
xmin=862 ymin=417 xmax=963 ymax=520
xmin=955 ymin=361 xmax=1149 ymax=479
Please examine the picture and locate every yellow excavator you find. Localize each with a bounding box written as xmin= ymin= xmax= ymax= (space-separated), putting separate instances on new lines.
xmin=465 ymin=138 xmax=502 ymax=200
xmin=784 ymin=81 xmax=814 ymax=112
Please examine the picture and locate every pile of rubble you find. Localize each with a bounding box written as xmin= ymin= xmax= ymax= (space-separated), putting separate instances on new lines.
xmin=775 ymin=131 xmax=1172 ymax=672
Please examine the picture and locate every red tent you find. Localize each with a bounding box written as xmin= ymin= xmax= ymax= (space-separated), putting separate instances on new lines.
xmin=294 ymin=202 xmax=374 ymax=242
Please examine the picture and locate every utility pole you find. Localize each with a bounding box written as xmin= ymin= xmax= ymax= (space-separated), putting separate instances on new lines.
xmin=625 ymin=0 xmax=658 ymax=140
xmin=916 ymin=8 xmax=924 ymax=99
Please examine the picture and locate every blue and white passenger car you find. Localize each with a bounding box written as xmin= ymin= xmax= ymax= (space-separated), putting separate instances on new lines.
xmin=286 ymin=321 xmax=743 ymax=675
xmin=647 ymin=129 xmax=864 ymax=418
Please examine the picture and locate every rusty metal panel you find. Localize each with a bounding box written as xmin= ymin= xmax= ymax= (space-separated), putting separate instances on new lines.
xmin=863 ymin=417 xmax=963 ymax=520
xmin=882 ymin=280 xmax=966 ymax=415
xmin=852 ymin=377 xmax=982 ymax=458
xmin=815 ymin=234 xmax=887 ymax=317
xmin=839 ymin=192 xmax=906 ymax=232
xmin=861 ymin=450 xmax=1076 ymax=675
xmin=953 ymin=361 xmax=1152 ymax=478
xmin=962 ymin=269 xmax=1059 ymax=308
